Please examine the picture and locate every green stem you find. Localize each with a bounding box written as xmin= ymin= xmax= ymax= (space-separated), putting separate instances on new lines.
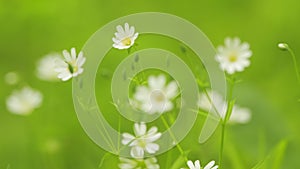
xmin=219 ymin=121 xmax=226 ymax=167
xmin=287 ymin=47 xmax=300 ymax=84
xmin=219 ymin=75 xmax=235 ymax=168
xmin=160 ymin=115 xmax=188 ymax=162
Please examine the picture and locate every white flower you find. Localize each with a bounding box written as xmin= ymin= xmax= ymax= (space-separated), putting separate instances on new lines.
xmin=198 ymin=90 xmax=251 ymax=124
xmin=6 ymin=86 xmax=43 ymax=115
xmin=118 ymin=157 xmax=160 ymax=169
xmin=112 ymin=23 xmax=139 ymax=50
xmin=55 ymin=48 xmax=86 ymax=81
xmin=182 ymin=160 xmax=218 ymax=169
xmin=122 ymin=122 xmax=161 ymax=158
xmin=36 ymin=53 xmax=61 ymax=81
xmin=132 ymin=74 xmax=179 ymax=114
xmin=216 ymin=37 xmax=252 ymax=74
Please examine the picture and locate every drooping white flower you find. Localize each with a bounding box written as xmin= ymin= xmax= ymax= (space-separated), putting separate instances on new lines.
xmin=54 ymin=48 xmax=86 ymax=81
xmin=216 ymin=37 xmax=252 ymax=74
xmin=36 ymin=53 xmax=61 ymax=81
xmin=181 ymin=160 xmax=218 ymax=169
xmin=112 ymin=23 xmax=139 ymax=50
xmin=118 ymin=157 xmax=160 ymax=169
xmin=198 ymin=90 xmax=251 ymax=124
xmin=6 ymin=86 xmax=43 ymax=115
xmin=122 ymin=122 xmax=161 ymax=158
xmin=132 ymin=74 xmax=179 ymax=114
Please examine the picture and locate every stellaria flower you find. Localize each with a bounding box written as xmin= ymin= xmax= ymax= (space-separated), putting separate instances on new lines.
xmin=6 ymin=86 xmax=43 ymax=115
xmin=118 ymin=157 xmax=160 ymax=169
xmin=55 ymin=48 xmax=86 ymax=81
xmin=216 ymin=37 xmax=252 ymax=74
xmin=36 ymin=53 xmax=61 ymax=81
xmin=132 ymin=74 xmax=179 ymax=114
xmin=112 ymin=23 xmax=139 ymax=50
xmin=181 ymin=160 xmax=218 ymax=169
xmin=198 ymin=90 xmax=251 ymax=124
xmin=122 ymin=122 xmax=161 ymax=158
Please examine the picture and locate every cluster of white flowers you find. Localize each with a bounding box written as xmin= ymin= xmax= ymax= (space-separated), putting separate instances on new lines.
xmin=4 ymin=21 xmax=254 ymax=169
xmin=182 ymin=160 xmax=218 ymax=169
xmin=198 ymin=90 xmax=251 ymax=124
xmin=132 ymin=74 xmax=179 ymax=114
xmin=216 ymin=37 xmax=252 ymax=74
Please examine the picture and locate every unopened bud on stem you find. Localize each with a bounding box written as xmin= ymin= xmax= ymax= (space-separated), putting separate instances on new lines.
xmin=278 ymin=43 xmax=289 ymax=51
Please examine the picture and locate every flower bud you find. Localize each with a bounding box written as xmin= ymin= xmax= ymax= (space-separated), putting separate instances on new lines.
xmin=278 ymin=43 xmax=289 ymax=51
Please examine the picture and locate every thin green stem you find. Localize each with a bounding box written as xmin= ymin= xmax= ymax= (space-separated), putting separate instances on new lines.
xmin=118 ymin=114 xmax=121 ymax=153
xmin=287 ymin=47 xmax=300 ymax=84
xmin=219 ymin=122 xmax=226 ymax=167
xmin=219 ymin=75 xmax=235 ymax=168
xmin=160 ymin=115 xmax=188 ymax=162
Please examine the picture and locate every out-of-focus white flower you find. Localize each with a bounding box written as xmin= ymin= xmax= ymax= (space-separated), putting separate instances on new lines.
xmin=112 ymin=23 xmax=139 ymax=50
xmin=36 ymin=53 xmax=61 ymax=81
xmin=216 ymin=37 xmax=252 ymax=74
xmin=198 ymin=90 xmax=251 ymax=124
xmin=132 ymin=74 xmax=179 ymax=114
xmin=55 ymin=48 xmax=86 ymax=81
xmin=4 ymin=71 xmax=19 ymax=85
xmin=6 ymin=86 xmax=43 ymax=115
xmin=122 ymin=122 xmax=161 ymax=158
xmin=118 ymin=157 xmax=160 ymax=169
xmin=181 ymin=160 xmax=218 ymax=169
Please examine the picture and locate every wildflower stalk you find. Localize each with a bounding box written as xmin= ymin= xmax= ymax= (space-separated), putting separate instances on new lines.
xmin=219 ymin=75 xmax=236 ymax=168
xmin=278 ymin=43 xmax=300 ymax=84
xmin=160 ymin=115 xmax=188 ymax=162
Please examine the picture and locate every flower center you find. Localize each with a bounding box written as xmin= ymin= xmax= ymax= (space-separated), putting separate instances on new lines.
xmin=228 ymin=54 xmax=237 ymax=62
xmin=67 ymin=61 xmax=78 ymax=74
xmin=150 ymin=90 xmax=166 ymax=103
xmin=121 ymin=37 xmax=132 ymax=46
xmin=137 ymin=139 xmax=147 ymax=148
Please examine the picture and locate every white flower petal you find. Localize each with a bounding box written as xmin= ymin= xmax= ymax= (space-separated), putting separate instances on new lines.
xmin=145 ymin=143 xmax=159 ymax=154
xmin=134 ymin=122 xmax=147 ymax=136
xmin=165 ymin=81 xmax=178 ymax=98
xmin=130 ymin=146 xmax=144 ymax=158
xmin=204 ymin=161 xmax=216 ymax=169
xmin=148 ymin=75 xmax=166 ymax=90
xmin=122 ymin=133 xmax=135 ymax=145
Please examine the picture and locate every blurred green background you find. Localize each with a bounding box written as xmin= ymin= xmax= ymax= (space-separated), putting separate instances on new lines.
xmin=1 ymin=0 xmax=300 ymax=168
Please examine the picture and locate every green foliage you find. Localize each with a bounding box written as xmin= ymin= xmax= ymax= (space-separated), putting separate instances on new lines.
xmin=252 ymin=140 xmax=288 ymax=169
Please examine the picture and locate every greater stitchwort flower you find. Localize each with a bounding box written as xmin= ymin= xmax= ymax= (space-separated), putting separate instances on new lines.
xmin=198 ymin=90 xmax=251 ymax=124
xmin=36 ymin=53 xmax=61 ymax=81
xmin=118 ymin=157 xmax=160 ymax=169
xmin=132 ymin=74 xmax=179 ymax=114
xmin=112 ymin=23 xmax=139 ymax=50
xmin=216 ymin=37 xmax=252 ymax=74
xmin=55 ymin=48 xmax=86 ymax=81
xmin=6 ymin=86 xmax=43 ymax=115
xmin=122 ymin=122 xmax=161 ymax=158
xmin=181 ymin=160 xmax=218 ymax=169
